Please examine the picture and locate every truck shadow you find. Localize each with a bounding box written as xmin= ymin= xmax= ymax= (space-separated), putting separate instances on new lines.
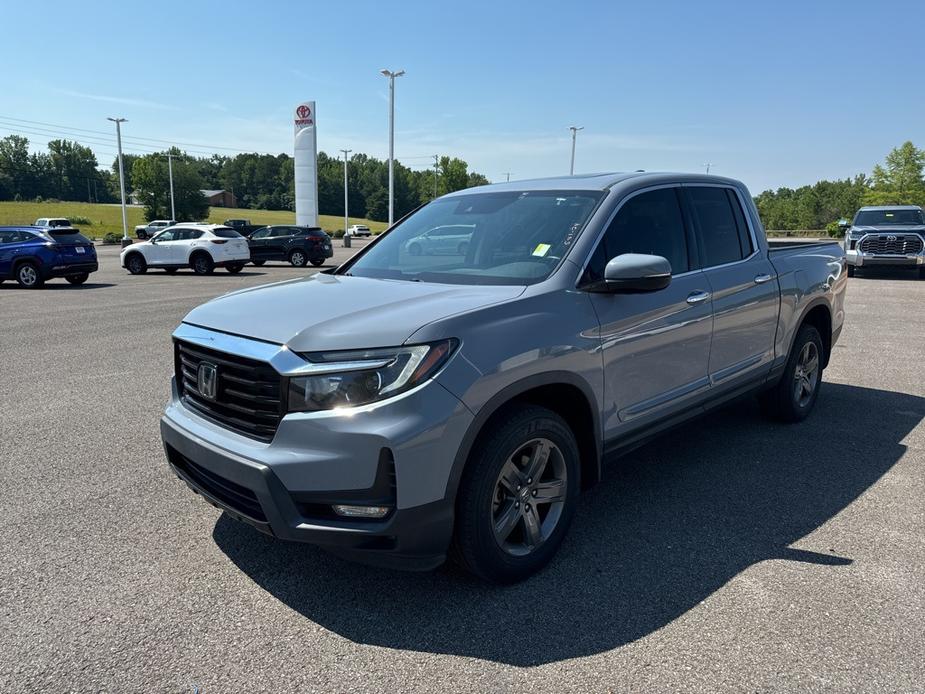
xmin=212 ymin=382 xmax=923 ymax=666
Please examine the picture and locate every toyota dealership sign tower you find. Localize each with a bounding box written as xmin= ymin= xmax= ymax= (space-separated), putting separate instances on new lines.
xmin=293 ymin=102 xmax=318 ymax=227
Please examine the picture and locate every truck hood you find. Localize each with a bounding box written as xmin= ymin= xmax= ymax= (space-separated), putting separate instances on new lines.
xmin=850 ymin=225 xmax=925 ymax=234
xmin=182 ymin=273 xmax=526 ymax=352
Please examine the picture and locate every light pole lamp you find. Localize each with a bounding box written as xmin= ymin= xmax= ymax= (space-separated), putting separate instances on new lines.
xmin=569 ymin=126 xmax=584 ymax=176
xmin=108 ymin=117 xmax=129 ymax=247
xmin=340 ymin=148 xmax=352 ymax=237
xmin=380 ymin=68 xmax=405 ymax=225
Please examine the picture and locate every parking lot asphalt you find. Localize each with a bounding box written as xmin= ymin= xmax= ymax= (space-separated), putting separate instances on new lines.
xmin=1 ymin=248 xmax=923 ymax=692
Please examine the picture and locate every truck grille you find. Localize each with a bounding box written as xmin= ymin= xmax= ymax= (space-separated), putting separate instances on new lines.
xmin=859 ymin=234 xmax=924 ymax=255
xmin=175 ymin=340 xmax=284 ymax=442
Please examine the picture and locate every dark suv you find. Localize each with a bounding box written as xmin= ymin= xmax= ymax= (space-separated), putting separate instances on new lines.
xmin=246 ymin=225 xmax=333 ymax=267
xmin=0 ymin=226 xmax=98 ymax=288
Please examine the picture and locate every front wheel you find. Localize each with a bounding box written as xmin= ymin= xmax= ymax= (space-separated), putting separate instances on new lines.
xmin=452 ymin=406 xmax=580 ymax=584
xmin=15 ymin=262 xmax=44 ymax=288
xmin=226 ymin=263 xmax=244 ymax=274
xmin=125 ymin=253 xmax=147 ymax=275
xmin=759 ymin=324 xmax=824 ymax=422
xmin=66 ymin=273 xmax=89 ymax=285
xmin=847 ymin=265 xmax=855 ymax=278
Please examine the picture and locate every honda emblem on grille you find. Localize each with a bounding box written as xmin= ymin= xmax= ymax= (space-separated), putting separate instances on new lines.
xmin=197 ymin=362 xmax=218 ymax=400
xmin=886 ymin=235 xmax=898 ymax=242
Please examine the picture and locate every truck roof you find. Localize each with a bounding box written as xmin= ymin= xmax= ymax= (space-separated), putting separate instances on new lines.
xmin=443 ymin=171 xmax=746 ymax=196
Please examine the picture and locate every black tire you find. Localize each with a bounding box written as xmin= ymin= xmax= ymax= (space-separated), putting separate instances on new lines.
xmin=408 ymin=242 xmax=422 ymax=256
xmin=252 ymin=259 xmax=266 ymax=266
xmin=452 ymin=405 xmax=580 ymax=584
xmin=190 ymin=252 xmax=214 ymax=275
xmin=226 ymin=263 xmax=244 ymax=274
xmin=164 ymin=267 xmax=178 ymax=274
xmin=310 ymin=258 xmax=324 ymax=267
xmin=125 ymin=252 xmax=147 ymax=275
xmin=289 ymin=249 xmax=308 ymax=267
xmin=847 ymin=265 xmax=855 ymax=277
xmin=65 ymin=273 xmax=89 ymax=285
xmin=15 ymin=262 xmax=44 ymax=288
xmin=759 ymin=324 xmax=824 ymax=423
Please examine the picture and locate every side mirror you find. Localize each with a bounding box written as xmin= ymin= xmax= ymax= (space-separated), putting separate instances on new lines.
xmin=591 ymin=253 xmax=672 ymax=293
xmin=837 ymin=219 xmax=851 ymax=232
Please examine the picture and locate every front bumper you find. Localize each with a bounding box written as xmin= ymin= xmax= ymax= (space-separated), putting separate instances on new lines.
xmin=161 ymin=374 xmax=473 ymax=570
xmin=846 ymin=249 xmax=924 ymax=267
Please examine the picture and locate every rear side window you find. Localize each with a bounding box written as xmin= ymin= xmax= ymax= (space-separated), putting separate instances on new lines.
xmin=0 ymin=230 xmax=17 ymax=244
xmin=212 ymin=228 xmax=242 ymax=238
xmin=177 ymin=229 xmax=203 ymax=240
xmin=688 ymin=187 xmax=748 ymax=267
xmin=584 ymin=187 xmax=690 ymax=282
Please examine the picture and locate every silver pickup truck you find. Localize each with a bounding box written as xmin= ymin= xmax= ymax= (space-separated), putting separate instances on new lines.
xmin=160 ymin=172 xmax=847 ymax=583
xmin=842 ymin=205 xmax=925 ymax=278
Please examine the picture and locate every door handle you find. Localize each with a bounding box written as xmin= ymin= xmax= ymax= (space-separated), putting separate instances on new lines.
xmin=754 ymin=273 xmax=774 ymax=284
xmin=686 ymin=290 xmax=711 ymax=305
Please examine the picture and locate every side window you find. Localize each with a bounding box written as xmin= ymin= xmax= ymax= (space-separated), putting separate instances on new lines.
xmin=584 ymin=187 xmax=689 ymax=283
xmin=182 ymin=229 xmax=204 ymax=240
xmin=725 ymin=189 xmax=754 ymax=256
xmin=688 ymin=187 xmax=745 ymax=267
xmin=157 ymin=229 xmax=177 ymax=242
xmin=0 ymin=230 xmax=14 ymax=245
xmin=251 ymin=227 xmax=269 ymax=239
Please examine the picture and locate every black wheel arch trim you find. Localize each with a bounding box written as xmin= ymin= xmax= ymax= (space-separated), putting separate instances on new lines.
xmin=787 ymin=297 xmax=834 ymax=368
xmin=442 ymin=370 xmax=602 ymax=504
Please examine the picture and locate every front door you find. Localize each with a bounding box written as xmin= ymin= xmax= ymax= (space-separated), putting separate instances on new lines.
xmin=584 ymin=186 xmax=713 ymax=439
xmin=146 ymin=228 xmax=180 ymax=265
xmin=683 ymin=185 xmax=779 ymax=389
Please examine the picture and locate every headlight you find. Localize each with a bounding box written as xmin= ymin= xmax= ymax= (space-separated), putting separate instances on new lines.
xmin=287 ymin=339 xmax=457 ymax=412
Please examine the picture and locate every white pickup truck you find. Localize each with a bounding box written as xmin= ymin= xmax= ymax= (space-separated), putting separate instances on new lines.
xmin=135 ymin=219 xmax=177 ymax=240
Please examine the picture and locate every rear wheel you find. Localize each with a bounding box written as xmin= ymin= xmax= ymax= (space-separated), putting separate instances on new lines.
xmin=125 ymin=253 xmax=147 ymax=275
xmin=190 ymin=253 xmax=214 ymax=275
xmin=15 ymin=262 xmax=43 ymax=288
xmin=66 ymin=273 xmax=89 ymax=285
xmin=759 ymin=324 xmax=824 ymax=422
xmin=252 ymin=259 xmax=266 ymax=266
xmin=226 ymin=263 xmax=244 ymax=274
xmin=310 ymin=258 xmax=324 ymax=267
xmin=289 ymin=249 xmax=308 ymax=267
xmin=452 ymin=406 xmax=580 ymax=584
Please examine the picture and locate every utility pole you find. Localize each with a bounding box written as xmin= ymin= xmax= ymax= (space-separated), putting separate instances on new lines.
xmin=340 ymin=148 xmax=352 ymax=236
xmin=703 ymin=162 xmax=712 ymax=174
xmin=167 ymin=153 xmax=176 ymax=220
xmin=433 ymin=154 xmax=439 ymax=199
xmin=108 ymin=117 xmax=129 ymax=247
xmin=569 ymin=126 xmax=584 ymax=176
xmin=380 ymin=68 xmax=405 ymax=225
xmin=502 ymin=172 xmax=512 ymax=182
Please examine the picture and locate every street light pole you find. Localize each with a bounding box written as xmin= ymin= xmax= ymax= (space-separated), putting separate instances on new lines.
xmin=502 ymin=172 xmax=512 ymax=182
xmin=380 ymin=68 xmax=405 ymax=225
xmin=340 ymin=148 xmax=352 ymax=236
xmin=568 ymin=126 xmax=584 ymax=176
xmin=108 ymin=117 xmax=129 ymax=247
xmin=433 ymin=154 xmax=439 ymax=199
xmin=167 ymin=153 xmax=176 ymax=220
xmin=703 ymin=162 xmax=712 ymax=174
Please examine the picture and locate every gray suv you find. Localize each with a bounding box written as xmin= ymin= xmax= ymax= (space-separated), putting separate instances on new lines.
xmin=161 ymin=172 xmax=847 ymax=583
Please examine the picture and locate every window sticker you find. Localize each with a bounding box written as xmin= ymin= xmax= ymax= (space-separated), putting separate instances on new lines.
xmin=533 ymin=243 xmax=551 ymax=257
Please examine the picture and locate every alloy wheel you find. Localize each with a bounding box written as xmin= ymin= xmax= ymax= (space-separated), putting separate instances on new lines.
xmin=793 ymin=341 xmax=819 ymax=407
xmin=491 ymin=438 xmax=567 ymax=556
xmin=18 ymin=265 xmax=38 ymax=287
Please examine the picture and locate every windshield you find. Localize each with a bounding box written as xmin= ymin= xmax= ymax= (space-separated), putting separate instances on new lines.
xmin=854 ymin=208 xmax=925 ymax=226
xmin=342 ymin=190 xmax=603 ymax=285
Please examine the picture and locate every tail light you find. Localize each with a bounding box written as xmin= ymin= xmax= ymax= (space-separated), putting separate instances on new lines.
xmin=210 ymin=239 xmax=228 ymax=245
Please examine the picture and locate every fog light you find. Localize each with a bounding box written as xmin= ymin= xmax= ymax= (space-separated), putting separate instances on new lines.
xmin=332 ymin=504 xmax=391 ymax=518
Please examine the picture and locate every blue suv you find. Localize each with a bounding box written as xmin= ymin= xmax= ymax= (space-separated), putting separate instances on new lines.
xmin=0 ymin=226 xmax=98 ymax=288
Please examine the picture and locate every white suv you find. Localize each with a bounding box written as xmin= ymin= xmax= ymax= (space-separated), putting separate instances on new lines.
xmin=120 ymin=224 xmax=250 ymax=275
xmin=345 ymin=224 xmax=372 ymax=238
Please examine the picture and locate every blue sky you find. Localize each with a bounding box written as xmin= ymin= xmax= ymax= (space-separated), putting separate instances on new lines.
xmin=2 ymin=0 xmax=923 ymax=192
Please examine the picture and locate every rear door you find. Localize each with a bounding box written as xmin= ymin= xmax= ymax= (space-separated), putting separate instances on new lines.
xmin=683 ymin=185 xmax=779 ymax=389
xmin=584 ymin=186 xmax=714 ymax=437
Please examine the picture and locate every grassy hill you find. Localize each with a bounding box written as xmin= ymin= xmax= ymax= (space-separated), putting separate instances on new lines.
xmin=0 ymin=201 xmax=386 ymax=238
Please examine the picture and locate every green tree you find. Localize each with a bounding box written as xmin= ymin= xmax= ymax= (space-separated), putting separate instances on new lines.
xmin=869 ymin=141 xmax=925 ymax=203
xmin=132 ymin=150 xmax=209 ymax=221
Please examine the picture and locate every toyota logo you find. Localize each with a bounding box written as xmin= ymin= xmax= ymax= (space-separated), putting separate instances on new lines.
xmin=197 ymin=362 xmax=218 ymax=400
xmin=886 ymin=235 xmax=898 ymax=242
xmin=296 ymin=104 xmax=311 ymax=119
